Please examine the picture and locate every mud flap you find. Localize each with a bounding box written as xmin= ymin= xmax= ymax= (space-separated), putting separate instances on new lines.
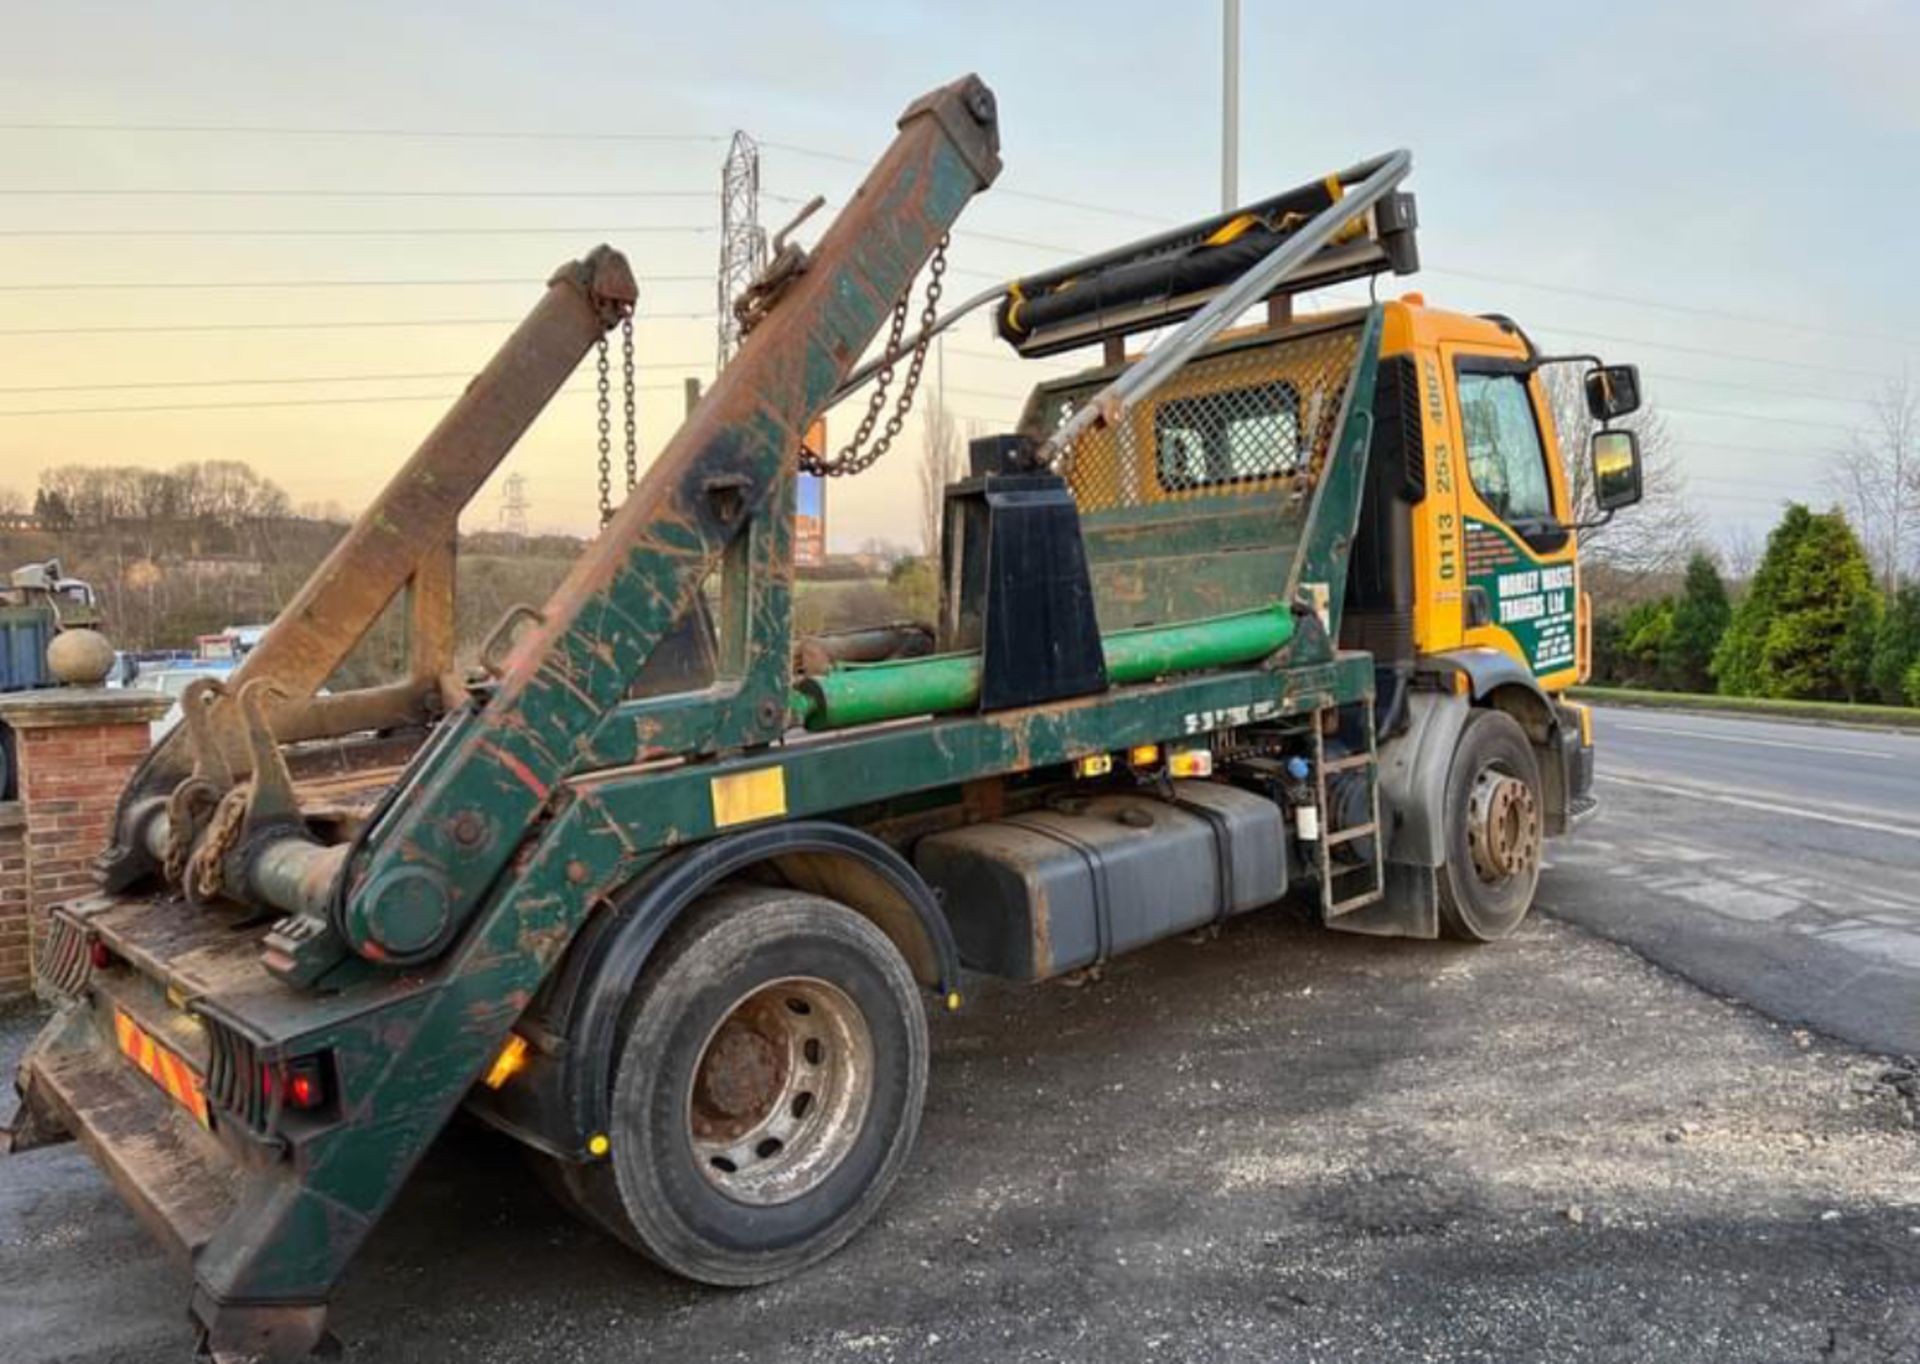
xmin=1321 ymin=688 xmax=1468 ymax=939
xmin=1324 ymin=862 xmax=1439 ymax=939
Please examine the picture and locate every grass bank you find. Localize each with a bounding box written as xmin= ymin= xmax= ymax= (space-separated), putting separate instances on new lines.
xmin=1571 ymin=685 xmax=1920 ymax=732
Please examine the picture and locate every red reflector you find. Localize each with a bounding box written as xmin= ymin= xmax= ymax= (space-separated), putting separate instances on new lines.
xmin=264 ymin=1056 xmax=328 ymax=1112
xmin=89 ymin=939 xmax=112 ymax=971
xmin=287 ymin=1072 xmax=320 ymax=1109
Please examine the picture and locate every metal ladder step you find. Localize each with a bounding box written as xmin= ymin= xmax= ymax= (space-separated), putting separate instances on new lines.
xmin=1329 ymin=889 xmax=1386 ymax=915
xmin=1321 ymin=753 xmax=1376 ymax=774
xmin=1312 ymin=696 xmax=1386 ymax=919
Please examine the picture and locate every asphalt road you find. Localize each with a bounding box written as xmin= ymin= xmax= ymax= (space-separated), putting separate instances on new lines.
xmin=5 ymin=907 xmax=1920 ymax=1364
xmin=1545 ymin=704 xmax=1920 ymax=1059
xmin=6 ymin=701 xmax=1920 ymax=1363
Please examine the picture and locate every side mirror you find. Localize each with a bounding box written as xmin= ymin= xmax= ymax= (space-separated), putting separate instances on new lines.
xmin=1590 ymin=429 xmax=1643 ymax=512
xmin=1584 ymin=364 xmax=1642 ymax=421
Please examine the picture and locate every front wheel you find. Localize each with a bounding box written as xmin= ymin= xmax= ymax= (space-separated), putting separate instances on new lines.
xmin=574 ymin=883 xmax=928 ymax=1285
xmin=1437 ymin=709 xmax=1545 ymax=942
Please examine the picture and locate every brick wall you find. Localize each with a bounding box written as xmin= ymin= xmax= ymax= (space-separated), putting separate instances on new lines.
xmin=0 ymin=803 xmax=27 ymax=999
xmin=0 ymin=691 xmax=169 ymax=1001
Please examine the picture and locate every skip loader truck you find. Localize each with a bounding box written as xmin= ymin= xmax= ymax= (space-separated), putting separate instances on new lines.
xmin=4 ymin=75 xmax=1646 ymax=1359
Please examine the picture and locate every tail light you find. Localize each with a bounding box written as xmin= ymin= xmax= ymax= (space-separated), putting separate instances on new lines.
xmin=214 ymin=1030 xmax=334 ymax=1131
xmin=262 ymin=1056 xmax=330 ymax=1114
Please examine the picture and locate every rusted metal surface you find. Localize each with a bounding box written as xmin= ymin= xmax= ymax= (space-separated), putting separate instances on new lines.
xmin=688 ymin=976 xmax=874 ymax=1206
xmin=248 ymin=839 xmax=354 ymax=923
xmin=18 ymin=1005 xmax=241 ymax=1259
xmin=318 ymin=74 xmax=1002 ymax=969
xmin=49 ymin=78 xmax=1004 ymax=1348
xmin=220 ymin=250 xmax=635 ymax=707
xmin=407 ymin=531 xmax=459 ymax=683
xmin=12 ymin=72 xmax=1407 ymax=1364
xmin=272 ymin=677 xmax=441 ymax=745
xmin=101 ymin=252 xmax=630 ymax=903
xmin=115 ymin=246 xmax=635 ymax=849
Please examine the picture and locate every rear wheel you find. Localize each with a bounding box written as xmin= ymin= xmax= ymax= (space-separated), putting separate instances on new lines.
xmin=571 ymin=883 xmax=928 ymax=1285
xmin=1436 ymin=710 xmax=1544 ymax=942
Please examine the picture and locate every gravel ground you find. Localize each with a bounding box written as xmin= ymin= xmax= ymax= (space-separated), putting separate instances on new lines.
xmin=4 ymin=911 xmax=1918 ymax=1363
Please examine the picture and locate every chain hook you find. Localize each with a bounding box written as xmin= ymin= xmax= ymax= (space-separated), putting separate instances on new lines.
xmin=802 ymin=234 xmax=949 ymax=478
xmin=595 ymin=334 xmax=614 ymax=527
xmin=622 ymin=315 xmax=638 ymax=493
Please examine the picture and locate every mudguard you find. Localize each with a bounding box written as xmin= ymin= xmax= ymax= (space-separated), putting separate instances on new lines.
xmin=1378 ymin=686 xmax=1475 ymax=869
xmin=465 ymin=820 xmax=960 ymax=1160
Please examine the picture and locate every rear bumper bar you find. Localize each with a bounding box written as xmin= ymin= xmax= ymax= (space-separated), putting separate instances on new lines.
xmin=12 ymin=1001 xmax=241 ymax=1257
xmin=12 ymin=1000 xmax=335 ymax=1359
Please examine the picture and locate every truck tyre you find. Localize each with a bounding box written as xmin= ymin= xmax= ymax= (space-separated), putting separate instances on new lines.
xmin=1436 ymin=709 xmax=1543 ymax=942
xmin=584 ymin=883 xmax=928 ymax=1285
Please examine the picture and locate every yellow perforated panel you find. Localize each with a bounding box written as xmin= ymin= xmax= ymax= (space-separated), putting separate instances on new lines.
xmin=1027 ymin=322 xmax=1364 ymax=515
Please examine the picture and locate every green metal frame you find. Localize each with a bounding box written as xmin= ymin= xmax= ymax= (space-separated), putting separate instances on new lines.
xmin=18 ymin=68 xmax=1398 ymax=1349
xmin=189 ymin=302 xmax=1383 ymax=1302
xmin=184 ymin=75 xmax=1008 ymax=1317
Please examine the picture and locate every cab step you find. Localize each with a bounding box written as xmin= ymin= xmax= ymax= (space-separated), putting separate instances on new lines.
xmin=1311 ymin=697 xmax=1386 ymax=919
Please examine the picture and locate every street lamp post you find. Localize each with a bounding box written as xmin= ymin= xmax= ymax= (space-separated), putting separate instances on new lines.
xmin=1222 ymin=0 xmax=1240 ymax=211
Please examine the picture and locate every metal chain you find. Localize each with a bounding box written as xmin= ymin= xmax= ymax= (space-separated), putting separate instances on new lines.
xmin=595 ymin=334 xmax=613 ymax=526
xmin=621 ymin=316 xmax=638 ymax=492
xmin=801 ymin=234 xmax=948 ymax=477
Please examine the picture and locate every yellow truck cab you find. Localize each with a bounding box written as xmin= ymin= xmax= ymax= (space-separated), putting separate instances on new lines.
xmin=1383 ymin=298 xmax=1583 ymax=688
xmin=1030 ymin=283 xmax=1640 ymax=944
xmin=1343 ymin=294 xmax=1630 ymax=938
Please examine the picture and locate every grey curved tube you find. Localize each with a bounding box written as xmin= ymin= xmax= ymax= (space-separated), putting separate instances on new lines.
xmin=1039 ymin=149 xmax=1411 ymax=464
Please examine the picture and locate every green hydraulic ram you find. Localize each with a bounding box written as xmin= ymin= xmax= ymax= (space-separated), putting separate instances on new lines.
xmin=791 ymin=603 xmax=1296 ymax=730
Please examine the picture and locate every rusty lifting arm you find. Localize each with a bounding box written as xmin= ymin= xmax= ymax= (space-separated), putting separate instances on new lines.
xmin=98 ymin=249 xmax=640 ymax=895
xmin=179 ymin=76 xmax=1003 ymax=983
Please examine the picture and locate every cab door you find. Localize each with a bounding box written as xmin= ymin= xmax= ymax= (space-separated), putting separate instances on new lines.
xmin=1441 ymin=348 xmax=1579 ymax=689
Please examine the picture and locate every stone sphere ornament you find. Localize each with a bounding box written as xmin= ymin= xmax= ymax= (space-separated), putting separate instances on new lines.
xmin=46 ymin=628 xmax=115 ymax=687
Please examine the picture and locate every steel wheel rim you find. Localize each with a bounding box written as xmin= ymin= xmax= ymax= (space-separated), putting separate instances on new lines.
xmin=686 ymin=976 xmax=874 ymax=1206
xmin=1465 ymin=762 xmax=1540 ymax=886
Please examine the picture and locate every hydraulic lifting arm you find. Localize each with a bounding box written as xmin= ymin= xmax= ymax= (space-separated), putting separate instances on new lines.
xmin=71 ymin=75 xmax=1001 ymax=1359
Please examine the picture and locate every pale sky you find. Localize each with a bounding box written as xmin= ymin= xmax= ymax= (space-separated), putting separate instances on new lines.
xmin=2 ymin=0 xmax=1916 ymax=551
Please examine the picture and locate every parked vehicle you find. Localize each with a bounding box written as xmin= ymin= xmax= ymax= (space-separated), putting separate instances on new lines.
xmin=128 ymin=662 xmax=239 ymax=741
xmin=0 ymin=559 xmax=100 ymax=797
xmin=5 ymin=75 xmax=1644 ymax=1359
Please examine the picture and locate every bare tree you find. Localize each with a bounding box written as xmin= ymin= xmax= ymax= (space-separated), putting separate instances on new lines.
xmin=917 ymin=399 xmax=963 ymax=557
xmin=0 ymin=485 xmax=23 ymax=517
xmin=1719 ymin=522 xmax=1763 ymax=584
xmin=1828 ymin=374 xmax=1919 ymax=595
xmin=1543 ymin=365 xmax=1704 ymax=580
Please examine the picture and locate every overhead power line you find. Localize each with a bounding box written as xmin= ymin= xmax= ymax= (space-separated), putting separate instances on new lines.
xmin=1652 ymin=370 xmax=1876 ymax=409
xmin=760 ymin=139 xmax=1175 ymax=224
xmin=0 ymin=120 xmax=722 ymax=143
xmin=0 ymin=368 xmax=483 ymax=394
xmin=0 ymin=379 xmax=693 ymax=419
xmin=0 ymin=314 xmax=714 ymax=337
xmin=1659 ymin=402 xmax=1851 ymax=434
xmin=1531 ymin=325 xmax=1899 ymax=383
xmin=3 ymin=117 xmax=1902 ymax=353
xmin=0 ymin=364 xmax=1042 ymax=403
xmin=1426 ymin=266 xmax=1920 ymax=351
xmin=1680 ymin=437 xmax=1835 ymax=461
xmin=0 ymin=274 xmax=711 ymax=292
xmin=0 ymin=223 xmax=711 ymax=239
xmin=0 ymin=187 xmax=719 ymax=199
